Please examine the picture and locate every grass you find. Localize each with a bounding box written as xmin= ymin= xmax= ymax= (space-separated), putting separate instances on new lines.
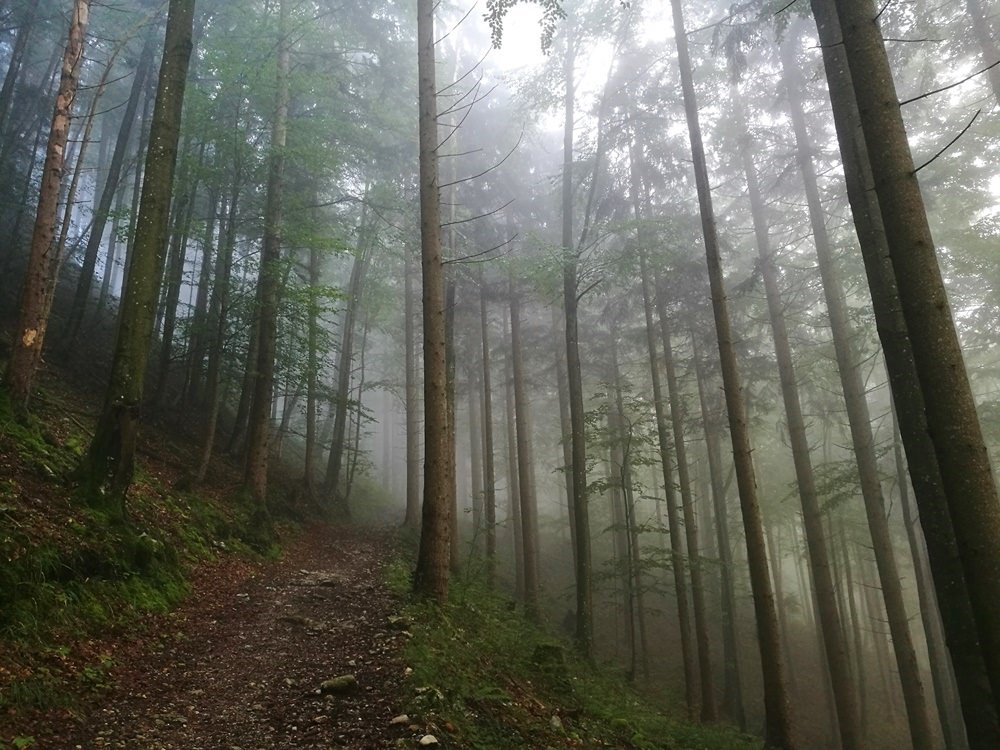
xmin=389 ymin=561 xmax=764 ymax=750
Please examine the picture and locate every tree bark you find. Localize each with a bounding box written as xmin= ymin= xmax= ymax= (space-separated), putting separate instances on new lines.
xmin=404 ymin=243 xmax=421 ymax=528
xmin=813 ymin=2 xmax=1000 ymax=741
xmin=77 ymin=0 xmax=195 ymax=513
xmin=412 ymin=0 xmax=452 ymax=603
xmin=509 ymin=278 xmax=539 ymax=619
xmin=479 ymin=268 xmax=497 ymax=584
xmin=561 ymin=26 xmax=593 ymax=656
xmin=832 ymin=0 xmax=1000 ymax=715
xmin=242 ymin=0 xmax=289 ymax=516
xmin=4 ymin=0 xmax=90 ymax=412
xmin=733 ymin=82 xmax=859 ymax=749
xmin=693 ymin=338 xmax=747 ymax=729
xmin=65 ymin=30 xmax=156 ymax=335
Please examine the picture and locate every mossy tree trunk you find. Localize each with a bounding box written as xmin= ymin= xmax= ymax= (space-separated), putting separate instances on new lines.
xmin=77 ymin=0 xmax=195 ymax=515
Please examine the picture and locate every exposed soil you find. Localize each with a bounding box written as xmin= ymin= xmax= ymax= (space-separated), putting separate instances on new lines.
xmin=14 ymin=524 xmax=417 ymax=750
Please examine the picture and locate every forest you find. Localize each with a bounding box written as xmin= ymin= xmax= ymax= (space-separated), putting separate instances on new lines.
xmin=1 ymin=0 xmax=999 ymax=748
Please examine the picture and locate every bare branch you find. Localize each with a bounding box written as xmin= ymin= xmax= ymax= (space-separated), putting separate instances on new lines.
xmin=441 ymin=198 xmax=516 ymax=227
xmin=915 ymin=109 xmax=981 ymax=173
xmin=900 ymin=59 xmax=1000 ymax=105
xmin=443 ymin=234 xmax=518 ymax=265
xmin=439 ymin=129 xmax=524 ymax=188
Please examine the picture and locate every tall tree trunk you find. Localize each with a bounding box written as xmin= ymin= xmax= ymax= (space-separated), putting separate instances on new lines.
xmin=468 ymin=355 xmax=484 ymax=549
xmin=479 ymin=268 xmax=497 ymax=584
xmin=76 ymin=0 xmax=195 ymax=514
xmin=509 ymin=278 xmax=539 ymax=619
xmin=668 ymin=1 xmax=793 ymax=745
xmin=733 ymin=84 xmax=859 ymax=750
xmin=243 ymin=0 xmax=289 ymax=517
xmin=894 ymin=407 xmax=969 ymax=750
xmin=412 ymin=0 xmax=452 ymax=602
xmin=561 ymin=27 xmax=592 ymax=656
xmin=779 ymin=34 xmax=934 ymax=749
xmin=65 ymin=30 xmax=156 ymax=335
xmin=191 ymin=190 xmax=238 ymax=486
xmin=659 ymin=309 xmax=716 ymax=720
xmin=610 ymin=330 xmax=649 ymax=682
xmin=4 ymin=0 xmax=90 ymax=412
xmin=639 ymin=255 xmax=697 ymax=716
xmin=832 ymin=0 xmax=1000 ymax=715
xmin=811 ymin=4 xmax=1000 ymax=743
xmin=693 ymin=338 xmax=747 ymax=729
xmin=504 ymin=314 xmax=524 ymax=600
xmin=184 ymin=186 xmax=220 ymax=405
xmin=301 ymin=242 xmax=321 ymax=495
xmin=324 ymin=231 xmax=370 ymax=515
xmin=152 ymin=141 xmax=202 ymax=404
xmin=404 ymin=243 xmax=421 ymax=528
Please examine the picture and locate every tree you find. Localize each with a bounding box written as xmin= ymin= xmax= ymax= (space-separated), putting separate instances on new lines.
xmin=76 ymin=0 xmax=196 ymax=514
xmin=4 ymin=0 xmax=91 ymax=413
xmin=832 ymin=0 xmax=1000 ymax=720
xmin=243 ymin=0 xmax=290 ymax=519
xmin=668 ymin=0 xmax=794 ymax=745
xmin=412 ymin=0 xmax=452 ymax=603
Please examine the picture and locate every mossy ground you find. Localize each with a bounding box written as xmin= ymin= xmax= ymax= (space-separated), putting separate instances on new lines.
xmin=388 ymin=557 xmax=764 ymax=750
xmin=0 ymin=378 xmax=267 ymax=724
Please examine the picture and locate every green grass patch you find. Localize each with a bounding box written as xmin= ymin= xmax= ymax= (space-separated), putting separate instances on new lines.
xmin=396 ymin=571 xmax=763 ymax=750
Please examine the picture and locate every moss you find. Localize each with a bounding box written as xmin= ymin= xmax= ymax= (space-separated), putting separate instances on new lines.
xmin=397 ymin=568 xmax=764 ymax=750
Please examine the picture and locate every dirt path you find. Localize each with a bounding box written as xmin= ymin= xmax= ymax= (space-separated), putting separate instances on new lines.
xmin=28 ymin=524 xmax=415 ymax=749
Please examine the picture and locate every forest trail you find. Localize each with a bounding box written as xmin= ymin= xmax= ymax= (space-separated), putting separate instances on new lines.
xmin=26 ymin=525 xmax=413 ymax=750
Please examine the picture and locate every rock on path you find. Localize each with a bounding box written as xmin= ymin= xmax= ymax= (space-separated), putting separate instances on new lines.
xmin=26 ymin=524 xmax=413 ymax=749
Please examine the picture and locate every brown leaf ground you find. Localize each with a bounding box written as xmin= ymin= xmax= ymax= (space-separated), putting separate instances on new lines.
xmin=10 ymin=524 xmax=418 ymax=750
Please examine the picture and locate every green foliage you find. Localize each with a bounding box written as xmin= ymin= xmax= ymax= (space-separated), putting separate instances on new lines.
xmin=485 ymin=0 xmax=566 ymax=52
xmin=397 ymin=568 xmax=763 ymax=749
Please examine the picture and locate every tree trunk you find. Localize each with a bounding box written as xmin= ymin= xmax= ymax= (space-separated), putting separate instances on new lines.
xmin=894 ymin=407 xmax=969 ymax=750
xmin=561 ymin=27 xmax=593 ymax=656
xmin=404 ymin=243 xmax=421 ymax=528
xmin=509 ymin=278 xmax=539 ymax=619
xmin=693 ymin=338 xmax=747 ymax=729
xmin=184 ymin=186 xmax=220 ymax=405
xmin=242 ymin=0 xmax=289 ymax=517
xmin=668 ymin=1 xmax=793 ymax=745
xmin=324 ymin=229 xmax=371 ymax=515
xmin=65 ymin=30 xmax=156 ymax=335
xmin=811 ymin=4 xmax=1000 ymax=743
xmin=479 ymin=267 xmax=497 ymax=584
xmin=779 ymin=34 xmax=934 ymax=749
xmin=76 ymin=0 xmax=195 ymax=514
xmin=191 ymin=190 xmax=238 ymax=486
xmin=733 ymin=82 xmax=859 ymax=750
xmin=412 ymin=0 xmax=452 ymax=602
xmin=504 ymin=314 xmax=524 ymax=600
xmin=832 ymin=0 xmax=1000 ymax=715
xmin=659 ymin=309 xmax=716 ymax=720
xmin=4 ymin=0 xmax=90 ymax=413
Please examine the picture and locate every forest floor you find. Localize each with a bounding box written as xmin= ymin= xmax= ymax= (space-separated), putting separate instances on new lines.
xmin=8 ymin=524 xmax=417 ymax=749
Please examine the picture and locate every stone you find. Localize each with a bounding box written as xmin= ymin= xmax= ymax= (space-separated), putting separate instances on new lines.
xmin=418 ymin=735 xmax=439 ymax=746
xmin=319 ymin=674 xmax=358 ymax=694
xmin=390 ymin=714 xmax=410 ymax=725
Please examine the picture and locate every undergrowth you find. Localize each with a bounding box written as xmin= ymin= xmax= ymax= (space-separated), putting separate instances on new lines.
xmin=388 ymin=561 xmax=763 ymax=750
xmin=0 ymin=384 xmax=264 ymax=719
